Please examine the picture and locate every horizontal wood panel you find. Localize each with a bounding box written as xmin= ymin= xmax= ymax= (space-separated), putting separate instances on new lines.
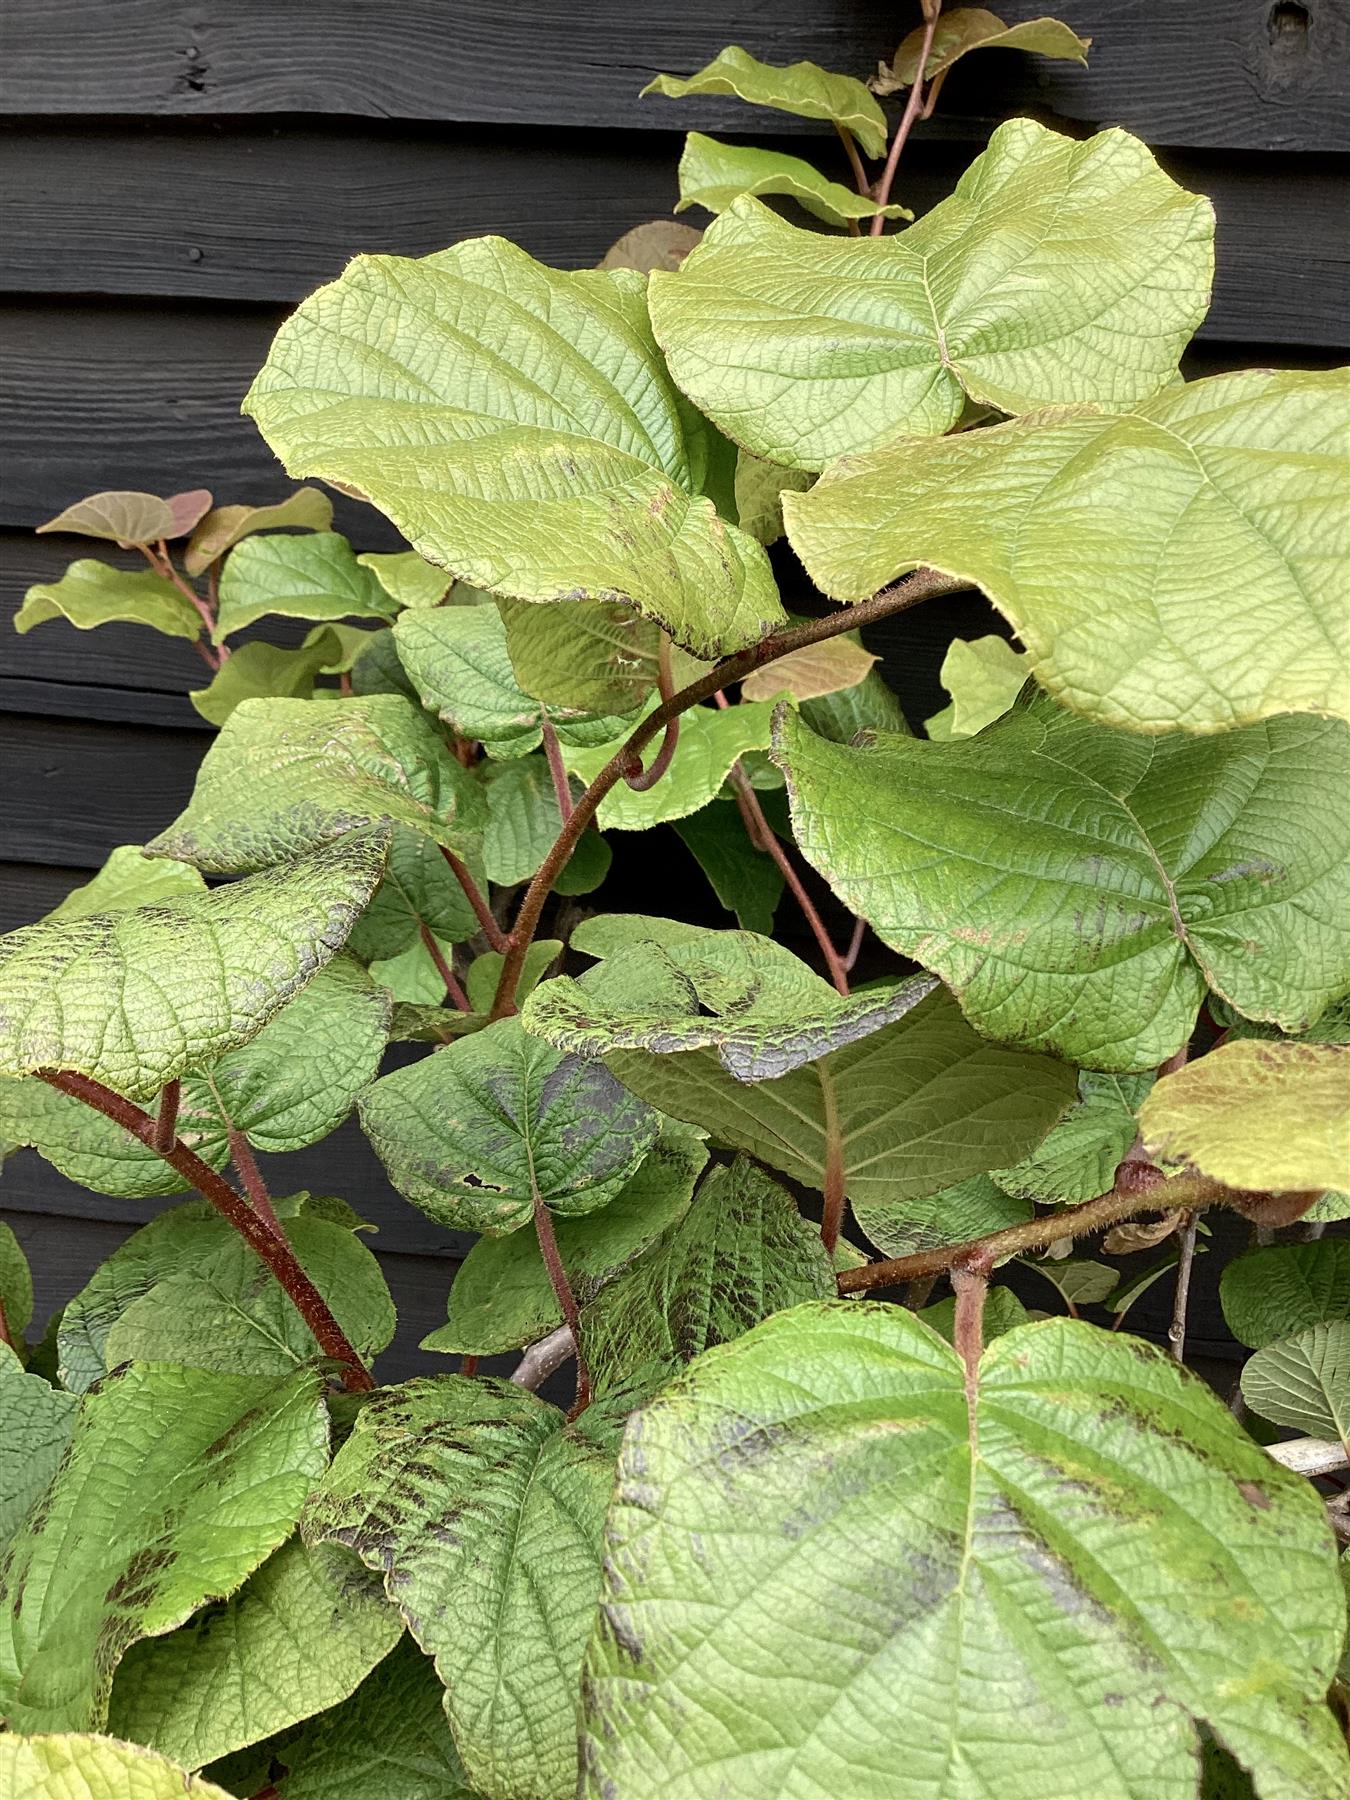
xmin=3 ymin=1 xmax=1347 ymax=150
xmin=0 ymin=863 xmax=82 ymax=935
xmin=2 ymin=124 xmax=1344 ymax=349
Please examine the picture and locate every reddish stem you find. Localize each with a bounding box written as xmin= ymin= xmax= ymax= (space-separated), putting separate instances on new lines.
xmin=841 ymin=915 xmax=868 ymax=973
xmin=624 ymin=635 xmax=680 ymax=791
xmin=952 ymin=1260 xmax=990 ymax=1401
xmin=539 ymin=715 xmax=575 ymax=823
xmin=727 ymin=762 xmax=849 ymax=995
xmin=834 ymin=121 xmax=872 ymax=198
xmin=152 ymin=1078 xmax=180 ymax=1152
xmin=870 ymin=2 xmax=943 ymax=232
xmin=227 ymin=1124 xmax=286 ymax=1238
xmin=38 ymin=1071 xmax=374 ymax=1390
xmin=533 ymin=1194 xmax=590 ymax=1418
xmin=0 ymin=1293 xmax=12 ymax=1351
xmin=818 ymin=1066 xmax=846 ymax=1256
xmin=418 ymin=921 xmax=472 ymax=1012
xmin=460 ymin=1354 xmax=480 ymax=1378
xmin=141 ymin=540 xmax=224 ymax=666
xmin=439 ymin=846 xmax=510 ymax=953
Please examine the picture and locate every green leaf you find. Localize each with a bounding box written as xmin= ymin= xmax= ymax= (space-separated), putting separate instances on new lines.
xmin=243 ymin=242 xmax=783 ymax=659
xmin=184 ymin=487 xmax=334 ymax=576
xmin=260 ymin=1636 xmax=477 ymax=1800
xmin=482 ymin=759 xmax=567 ymax=883
xmin=189 ymin=630 xmax=346 ymax=726
xmin=357 ymin=549 xmax=454 ymax=610
xmin=651 ymin=120 xmax=1211 ymax=471
xmin=0 ymin=1345 xmax=75 ymax=1549
xmin=0 ymin=1222 xmax=33 ymax=1342
xmin=15 ymin=560 xmax=202 ymax=640
xmin=43 ymin=844 xmax=206 ymax=920
xmin=1241 ymin=1322 xmax=1350 ymax=1446
xmin=924 ymin=633 xmax=1031 ymax=739
xmin=0 ymin=831 xmax=387 ymax=1101
xmin=582 ymin=1304 xmax=1348 ymax=1798
xmin=917 ymin=1282 xmax=1031 ymax=1342
xmin=677 ymin=133 xmax=910 ymax=229
xmin=0 ymin=1072 xmax=224 ymax=1200
xmin=642 ymin=46 xmax=889 ymax=158
xmin=424 ymin=1118 xmax=708 ymax=1356
xmin=464 ymin=940 xmax=562 ymax=1016
xmin=498 ymin=594 xmax=660 ymax=715
xmin=0 ymin=1734 xmax=237 ymax=1800
xmin=394 ymin=605 xmax=541 ymax=757
xmin=562 ymin=700 xmax=776 ymax=830
xmin=598 ymin=219 xmax=702 ymax=274
xmin=733 ymin=450 xmax=815 ymax=548
xmin=740 ymin=634 xmax=876 ymax=704
xmin=852 ymin=1172 xmax=1032 ymax=1259
xmin=37 ymin=488 xmax=210 ymax=546
xmin=553 ymin=827 xmax=612 ymax=897
xmin=788 ymin=369 xmax=1348 ymax=732
xmin=1220 ymin=1239 xmax=1350 ymax=1349
xmin=994 ymin=1072 xmax=1154 ymax=1205
xmin=148 ymin=697 xmax=484 ymax=873
xmin=306 ymin=1377 xmax=613 ymax=1800
xmin=0 ymin=1363 xmax=327 ymax=1732
xmin=877 ymin=8 xmax=1091 ymax=92
xmin=57 ymin=1194 xmax=392 ymax=1392
xmin=107 ymin=1538 xmax=403 ymax=1769
xmin=775 ymin=697 xmax=1350 ymax=1070
xmin=799 ymin=667 xmax=911 ymax=741
xmin=1140 ymin=1040 xmax=1350 ymax=1192
xmin=348 ymin=825 xmax=481 ymax=961
xmin=1019 ymin=1254 xmax=1120 ymax=1310
xmin=214 ymin=532 xmax=392 ymax=643
xmin=360 ymin=1015 xmax=659 ymax=1235
xmin=368 ymin=932 xmax=462 ymax=1005
xmin=673 ymin=798 xmax=784 ymax=933
xmin=581 ymin=1157 xmax=834 ymax=1398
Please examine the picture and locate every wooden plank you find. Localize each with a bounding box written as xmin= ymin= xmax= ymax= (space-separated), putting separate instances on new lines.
xmin=1 ymin=1 xmax=1346 ymax=150
xmin=0 ymin=863 xmax=82 ymax=934
xmin=2 ymin=124 xmax=1344 ymax=348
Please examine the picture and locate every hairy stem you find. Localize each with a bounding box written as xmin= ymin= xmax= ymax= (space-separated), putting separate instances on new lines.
xmin=539 ymin=714 xmax=575 ymax=823
xmin=439 ymin=846 xmax=510 ymax=953
xmin=488 ymin=569 xmax=959 ymax=1018
xmin=817 ymin=1064 xmax=846 ymax=1256
xmin=38 ymin=1070 xmax=374 ymax=1390
xmin=142 ymin=541 xmax=224 ymax=666
xmin=952 ymin=1261 xmax=990 ymax=1398
xmin=532 ymin=1196 xmax=589 ymax=1418
xmin=227 ymin=1124 xmax=285 ymax=1238
xmin=870 ymin=1 xmax=943 ymax=231
xmin=152 ymin=1078 xmax=180 ymax=1152
xmin=1167 ymin=1212 xmax=1200 ymax=1362
xmin=418 ymin=920 xmax=472 ymax=1012
xmin=727 ymin=762 xmax=849 ymax=994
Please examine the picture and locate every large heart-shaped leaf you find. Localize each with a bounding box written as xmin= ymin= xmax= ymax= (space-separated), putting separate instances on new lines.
xmin=642 ymin=45 xmax=889 ymax=157
xmin=16 ymin=560 xmax=202 ymax=640
xmin=776 ymin=698 xmax=1350 ymax=1069
xmin=148 ymin=697 xmax=484 ymax=873
xmin=0 ymin=1735 xmax=237 ymax=1800
xmin=786 ymin=368 xmax=1349 ymax=732
xmin=107 ymin=1539 xmax=403 ymax=1770
xmin=0 ymin=1346 xmax=75 ymax=1551
xmin=360 ymin=1015 xmax=659 ymax=1234
xmin=581 ymin=1303 xmax=1348 ymax=1798
xmin=0 ymin=1363 xmax=327 ymax=1732
xmin=651 ymin=120 xmax=1211 ymax=471
xmin=214 ymin=531 xmax=392 ymax=642
xmin=243 ymin=241 xmax=783 ymax=658
xmin=305 ymin=1377 xmax=613 ymax=1800
xmin=0 ymin=832 xmax=387 ymax=1102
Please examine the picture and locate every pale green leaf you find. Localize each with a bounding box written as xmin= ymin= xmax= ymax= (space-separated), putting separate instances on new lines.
xmin=214 ymin=532 xmax=392 ymax=643
xmin=1140 ymin=1040 xmax=1350 ymax=1192
xmin=1220 ymin=1239 xmax=1350 ymax=1349
xmin=994 ymin=1072 xmax=1154 ymax=1205
xmin=0 ymin=1346 xmax=75 ymax=1549
xmin=44 ymin=845 xmax=206 ymax=920
xmin=0 ymin=832 xmax=388 ymax=1101
xmin=37 ymin=489 xmax=210 ymax=546
xmin=395 ymin=605 xmax=545 ymax=757
xmin=733 ymin=450 xmax=815 ymax=548
xmin=0 ymin=1073 xmax=226 ymax=1201
xmin=853 ymin=1172 xmax=1032 ymax=1259
xmin=357 ymin=549 xmax=455 ymax=610
xmin=424 ymin=1118 xmax=707 ymax=1356
xmin=368 ymin=932 xmax=462 ymax=1004
xmin=582 ymin=1304 xmax=1348 ymax=1798
xmin=0 ymin=1734 xmax=236 ymax=1800
xmin=0 ymin=1223 xmax=33 ymax=1340
xmin=877 ymin=8 xmax=1091 ymax=92
xmin=360 ymin=1015 xmax=659 ymax=1234
xmin=581 ymin=1156 xmax=835 ymax=1398
xmin=673 ymin=798 xmax=784 ymax=933
xmin=561 ymin=699 xmax=776 ymax=830
xmin=787 ymin=369 xmax=1349 ymax=732
xmin=1019 ymin=1255 xmax=1120 ymax=1310
xmin=598 ymin=219 xmax=702 ymax=273
xmin=652 ymin=120 xmax=1212 ymax=470
xmin=189 ymin=631 xmax=346 ymax=726
xmin=799 ymin=667 xmax=911 ymax=741
xmin=1241 ymin=1322 xmax=1350 ymax=1445
xmin=348 ymin=825 xmax=481 ymax=961
xmin=148 ymin=697 xmax=484 ymax=873
xmin=0 ymin=1363 xmax=327 ymax=1732
xmin=107 ymin=1538 xmax=403 ymax=1769
xmin=917 ymin=1283 xmax=1031 ymax=1342
xmin=464 ymin=939 xmax=563 ymax=1016
xmin=15 ymin=561 xmax=202 ymax=640
xmin=184 ymin=487 xmax=334 ymax=576
xmin=775 ymin=697 xmax=1350 ymax=1070
xmin=483 ymin=758 xmax=566 ymax=883
xmin=305 ymin=1377 xmax=613 ymax=1800
xmin=741 ymin=634 xmax=876 ymax=703
xmin=677 ymin=133 xmax=910 ymax=228
xmin=498 ymin=594 xmax=660 ymax=715
xmin=642 ymin=46 xmax=889 ymax=158
xmin=243 ymin=241 xmax=783 ymax=659
xmin=924 ymin=633 xmax=1031 ymax=739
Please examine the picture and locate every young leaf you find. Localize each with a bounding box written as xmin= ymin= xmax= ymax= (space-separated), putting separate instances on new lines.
xmin=424 ymin=1119 xmax=708 ymax=1356
xmin=0 ymin=1734 xmax=237 ymax=1800
xmin=16 ymin=560 xmax=202 ymax=640
xmin=394 ymin=605 xmax=546 ymax=757
xmin=243 ymin=242 xmax=783 ymax=659
xmin=0 ymin=831 xmax=388 ymax=1101
xmin=875 ymin=8 xmax=1091 ymax=94
xmin=189 ymin=631 xmax=347 ymax=726
xmin=0 ymin=1363 xmax=328 ymax=1732
xmin=923 ymin=633 xmax=1031 ymax=739
xmin=677 ymin=133 xmax=911 ymax=228
xmin=183 ymin=486 xmax=334 ymax=576
xmin=740 ymin=634 xmax=876 ymax=704
xmin=498 ymin=594 xmax=660 ymax=715
xmin=1220 ymin=1239 xmax=1350 ymax=1349
xmin=673 ymin=797 xmax=784 ymax=933
xmin=852 ymin=1172 xmax=1032 ymax=1260
xmin=799 ymin=667 xmax=911 ymax=741
xmin=214 ymin=531 xmax=393 ymax=642
xmin=1241 ymin=1322 xmax=1350 ymax=1445
xmin=357 ymin=548 xmax=455 ymax=610
xmin=36 ymin=489 xmax=208 ymax=546
xmin=994 ymin=1072 xmax=1154 ymax=1205
xmin=106 ymin=1539 xmax=403 ymax=1769
xmin=581 ymin=1157 xmax=835 ymax=1397
xmin=642 ymin=46 xmax=889 ymax=158
xmin=775 ymin=698 xmax=1350 ymax=1070
xmin=1139 ymin=1040 xmax=1350 ymax=1193
xmin=787 ymin=368 xmax=1349 ymax=732
xmin=258 ymin=1636 xmax=477 ymax=1800
xmin=562 ymin=699 xmax=776 ymax=830
xmin=483 ymin=759 xmax=567 ymax=884
xmin=1019 ymin=1255 xmax=1119 ymax=1310
xmin=598 ymin=219 xmax=702 ymax=273
xmin=0 ymin=1345 xmax=76 ymax=1549
xmin=651 ymin=120 xmax=1212 ymax=470
xmin=148 ymin=697 xmax=483 ymax=873
xmin=347 ymin=825 xmax=481 ymax=962
xmin=305 ymin=1377 xmax=614 ymax=1800
xmin=582 ymin=1305 xmax=1349 ymax=1798
xmin=360 ymin=1015 xmax=659 ymax=1234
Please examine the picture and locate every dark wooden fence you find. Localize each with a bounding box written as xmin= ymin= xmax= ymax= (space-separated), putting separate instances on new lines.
xmin=2 ymin=1 xmax=1346 ymax=1372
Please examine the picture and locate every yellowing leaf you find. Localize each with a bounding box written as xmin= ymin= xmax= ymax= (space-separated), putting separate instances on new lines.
xmin=0 ymin=1734 xmax=237 ymax=1800
xmin=924 ymin=633 xmax=1030 ymax=739
xmin=183 ymin=486 xmax=333 ymax=575
xmin=741 ymin=635 xmax=876 ymax=703
xmin=876 ymin=8 xmax=1090 ymax=94
xmin=643 ymin=45 xmax=889 ymax=158
xmin=597 ymin=219 xmax=702 ymax=272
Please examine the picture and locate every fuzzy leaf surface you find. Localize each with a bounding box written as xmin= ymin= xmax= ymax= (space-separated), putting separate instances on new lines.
xmin=642 ymin=46 xmax=889 ymax=157
xmin=214 ymin=531 xmax=391 ymax=642
xmin=1220 ymin=1240 xmax=1350 ymax=1349
xmin=0 ymin=1735 xmax=236 ymax=1800
xmin=995 ymin=1072 xmax=1153 ymax=1205
xmin=1241 ymin=1323 xmax=1350 ymax=1445
xmin=0 ymin=1347 xmax=75 ymax=1550
xmin=184 ymin=488 xmax=333 ymax=575
xmin=498 ymin=594 xmax=659 ymax=715
xmin=357 ymin=549 xmax=454 ymax=609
